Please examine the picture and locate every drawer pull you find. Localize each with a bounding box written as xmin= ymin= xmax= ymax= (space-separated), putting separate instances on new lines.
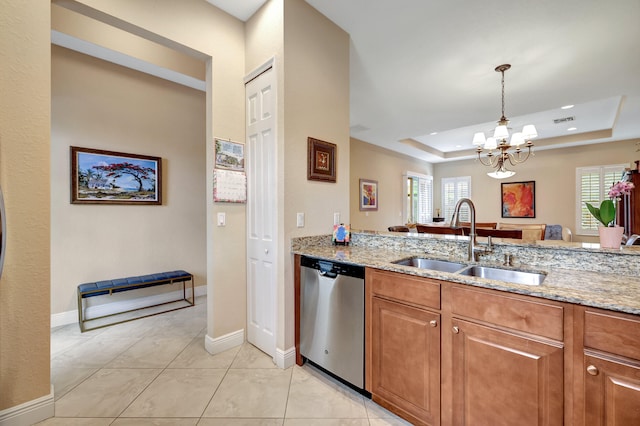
xmin=430 ymin=320 xmax=438 ymax=327
xmin=587 ymin=365 xmax=599 ymax=376
xmin=452 ymin=326 xmax=460 ymax=334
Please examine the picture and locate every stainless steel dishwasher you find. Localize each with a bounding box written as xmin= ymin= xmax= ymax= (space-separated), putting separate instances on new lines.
xmin=300 ymin=255 xmax=365 ymax=389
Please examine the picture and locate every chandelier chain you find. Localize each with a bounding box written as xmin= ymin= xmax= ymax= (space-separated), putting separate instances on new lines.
xmin=501 ymin=69 xmax=506 ymax=122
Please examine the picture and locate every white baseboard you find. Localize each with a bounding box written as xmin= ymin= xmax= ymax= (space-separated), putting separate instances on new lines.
xmin=205 ymin=329 xmax=245 ymax=355
xmin=0 ymin=386 xmax=54 ymax=426
xmin=51 ymin=285 xmax=207 ymax=328
xmin=275 ymin=346 xmax=296 ymax=369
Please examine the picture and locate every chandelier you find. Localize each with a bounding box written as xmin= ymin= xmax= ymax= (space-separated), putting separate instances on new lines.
xmin=472 ymin=64 xmax=537 ymax=179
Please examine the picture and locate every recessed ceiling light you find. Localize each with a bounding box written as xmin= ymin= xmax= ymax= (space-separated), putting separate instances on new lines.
xmin=430 ymin=132 xmax=438 ymax=135
xmin=561 ymin=105 xmax=574 ymax=110
xmin=567 ymin=127 xmax=577 ymax=131
xmin=455 ymin=145 xmax=462 ymax=148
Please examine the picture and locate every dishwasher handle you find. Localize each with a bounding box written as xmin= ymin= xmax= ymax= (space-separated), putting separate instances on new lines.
xmin=319 ymin=270 xmax=338 ymax=279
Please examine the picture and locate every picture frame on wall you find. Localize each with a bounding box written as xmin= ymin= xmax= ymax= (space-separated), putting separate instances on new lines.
xmin=70 ymin=146 xmax=162 ymax=205
xmin=359 ymin=178 xmax=378 ymax=211
xmin=501 ymin=180 xmax=535 ymax=218
xmin=307 ymin=137 xmax=337 ymax=182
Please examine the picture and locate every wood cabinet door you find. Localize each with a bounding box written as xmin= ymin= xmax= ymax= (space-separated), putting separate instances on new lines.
xmin=584 ymin=354 xmax=640 ymax=425
xmin=371 ymin=296 xmax=440 ymax=425
xmin=451 ymin=319 xmax=564 ymax=426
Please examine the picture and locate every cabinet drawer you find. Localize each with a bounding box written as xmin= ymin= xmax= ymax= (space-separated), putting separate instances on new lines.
xmin=451 ymin=285 xmax=564 ymax=340
xmin=584 ymin=309 xmax=640 ymax=360
xmin=368 ymin=268 xmax=440 ymax=310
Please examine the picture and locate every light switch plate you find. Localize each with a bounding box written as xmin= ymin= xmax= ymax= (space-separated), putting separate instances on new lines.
xmin=217 ymin=212 xmax=226 ymax=226
xmin=333 ymin=212 xmax=340 ymax=225
xmin=297 ymin=212 xmax=305 ymax=227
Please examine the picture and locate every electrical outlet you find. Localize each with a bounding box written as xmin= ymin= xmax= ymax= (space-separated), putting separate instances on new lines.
xmin=333 ymin=212 xmax=340 ymax=225
xmin=297 ymin=212 xmax=305 ymax=227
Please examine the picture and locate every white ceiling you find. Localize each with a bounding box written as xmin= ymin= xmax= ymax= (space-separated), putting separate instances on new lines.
xmin=216 ymin=0 xmax=640 ymax=163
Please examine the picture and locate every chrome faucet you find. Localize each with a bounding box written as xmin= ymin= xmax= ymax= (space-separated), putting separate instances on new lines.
xmin=450 ymin=198 xmax=492 ymax=261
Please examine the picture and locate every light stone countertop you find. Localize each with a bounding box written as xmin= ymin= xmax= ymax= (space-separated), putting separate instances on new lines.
xmin=292 ymin=232 xmax=640 ymax=316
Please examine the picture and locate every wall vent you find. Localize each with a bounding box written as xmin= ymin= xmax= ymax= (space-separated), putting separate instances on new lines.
xmin=553 ymin=116 xmax=575 ymax=124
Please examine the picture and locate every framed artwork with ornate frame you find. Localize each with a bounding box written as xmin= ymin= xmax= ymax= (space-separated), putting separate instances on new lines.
xmin=359 ymin=178 xmax=378 ymax=211
xmin=501 ymin=180 xmax=535 ymax=218
xmin=307 ymin=137 xmax=336 ymax=182
xmin=70 ymin=146 xmax=162 ymax=205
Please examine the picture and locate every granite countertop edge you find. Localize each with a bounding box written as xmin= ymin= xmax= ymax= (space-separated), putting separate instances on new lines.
xmin=292 ymin=245 xmax=640 ymax=316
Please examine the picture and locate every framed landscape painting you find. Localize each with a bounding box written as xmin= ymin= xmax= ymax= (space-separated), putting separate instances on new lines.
xmin=501 ymin=180 xmax=535 ymax=218
xmin=70 ymin=146 xmax=162 ymax=205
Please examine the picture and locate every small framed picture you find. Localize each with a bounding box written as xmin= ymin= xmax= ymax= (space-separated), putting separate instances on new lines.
xmin=70 ymin=146 xmax=162 ymax=205
xmin=359 ymin=178 xmax=378 ymax=211
xmin=307 ymin=137 xmax=336 ymax=182
xmin=501 ymin=180 xmax=535 ymax=218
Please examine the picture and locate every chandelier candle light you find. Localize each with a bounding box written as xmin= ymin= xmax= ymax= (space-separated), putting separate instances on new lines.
xmin=473 ymin=64 xmax=538 ymax=179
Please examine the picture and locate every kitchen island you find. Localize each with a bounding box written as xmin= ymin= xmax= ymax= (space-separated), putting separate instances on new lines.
xmin=292 ymin=231 xmax=640 ymax=426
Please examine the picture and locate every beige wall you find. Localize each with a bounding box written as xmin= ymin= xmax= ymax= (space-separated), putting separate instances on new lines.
xmin=59 ymin=0 xmax=247 ymax=339
xmin=282 ymin=0 xmax=350 ymax=350
xmin=350 ymin=138 xmax=434 ymax=231
xmin=246 ymin=0 xmax=350 ymax=351
xmin=0 ymin=0 xmax=51 ymax=410
xmin=51 ymin=45 xmax=206 ymax=315
xmin=433 ymin=139 xmax=639 ymax=242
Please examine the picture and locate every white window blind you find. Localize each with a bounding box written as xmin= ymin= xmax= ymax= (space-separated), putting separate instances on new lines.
xmin=405 ymin=173 xmax=433 ymax=224
xmin=576 ymin=164 xmax=626 ymax=235
xmin=417 ymin=176 xmax=433 ymax=223
xmin=442 ymin=176 xmax=471 ymax=222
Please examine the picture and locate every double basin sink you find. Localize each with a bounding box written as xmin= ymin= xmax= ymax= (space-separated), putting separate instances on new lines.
xmin=392 ymin=257 xmax=546 ymax=286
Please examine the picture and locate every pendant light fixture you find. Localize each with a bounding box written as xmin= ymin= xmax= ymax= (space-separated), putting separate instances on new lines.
xmin=473 ymin=64 xmax=537 ymax=179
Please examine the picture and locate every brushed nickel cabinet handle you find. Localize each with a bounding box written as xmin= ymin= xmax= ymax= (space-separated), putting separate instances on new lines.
xmin=452 ymin=326 xmax=460 ymax=334
xmin=430 ymin=320 xmax=438 ymax=327
xmin=587 ymin=365 xmax=599 ymax=376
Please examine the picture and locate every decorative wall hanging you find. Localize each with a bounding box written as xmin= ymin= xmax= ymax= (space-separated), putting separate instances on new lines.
xmin=501 ymin=180 xmax=535 ymax=218
xmin=359 ymin=178 xmax=378 ymax=211
xmin=215 ymin=138 xmax=245 ymax=171
xmin=307 ymin=137 xmax=336 ymax=182
xmin=214 ymin=138 xmax=246 ymax=203
xmin=70 ymin=146 xmax=162 ymax=205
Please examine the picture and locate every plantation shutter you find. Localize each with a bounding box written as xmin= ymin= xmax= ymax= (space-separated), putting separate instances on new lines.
xmin=442 ymin=176 xmax=471 ymax=223
xmin=417 ymin=176 xmax=433 ymax=223
xmin=576 ymin=165 xmax=626 ymax=235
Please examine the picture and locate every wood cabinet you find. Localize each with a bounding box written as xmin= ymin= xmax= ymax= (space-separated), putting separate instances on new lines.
xmin=366 ymin=269 xmax=441 ymax=426
xmin=581 ymin=308 xmax=640 ymax=425
xmin=449 ymin=285 xmax=565 ymax=426
xmin=617 ymin=171 xmax=640 ymax=236
xmin=451 ymin=319 xmax=564 ymax=425
xmin=295 ymin=258 xmax=640 ymax=425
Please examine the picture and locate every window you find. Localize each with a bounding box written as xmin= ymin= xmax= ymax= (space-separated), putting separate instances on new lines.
xmin=442 ymin=176 xmax=471 ymax=223
xmin=576 ymin=164 xmax=627 ymax=235
xmin=404 ymin=173 xmax=433 ymax=224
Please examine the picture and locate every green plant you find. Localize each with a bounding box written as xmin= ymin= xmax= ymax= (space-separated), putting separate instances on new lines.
xmin=585 ymin=199 xmax=616 ymax=227
xmin=585 ymin=180 xmax=636 ymax=227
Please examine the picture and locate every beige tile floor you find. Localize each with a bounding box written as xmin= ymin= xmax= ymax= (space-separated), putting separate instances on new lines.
xmin=40 ymin=296 xmax=412 ymax=425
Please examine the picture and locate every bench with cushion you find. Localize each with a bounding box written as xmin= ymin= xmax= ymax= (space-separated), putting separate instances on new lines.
xmin=77 ymin=270 xmax=194 ymax=332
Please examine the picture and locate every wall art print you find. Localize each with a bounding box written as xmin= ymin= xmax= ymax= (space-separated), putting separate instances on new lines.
xmin=307 ymin=137 xmax=336 ymax=182
xmin=501 ymin=180 xmax=535 ymax=218
xmin=359 ymin=178 xmax=378 ymax=211
xmin=70 ymin=146 xmax=162 ymax=205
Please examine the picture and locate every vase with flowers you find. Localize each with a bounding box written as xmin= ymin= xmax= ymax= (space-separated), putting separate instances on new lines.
xmin=586 ymin=180 xmax=635 ymax=248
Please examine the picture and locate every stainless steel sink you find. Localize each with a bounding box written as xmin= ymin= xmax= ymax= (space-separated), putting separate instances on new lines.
xmin=458 ymin=266 xmax=546 ymax=286
xmin=392 ymin=257 xmax=466 ymax=273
